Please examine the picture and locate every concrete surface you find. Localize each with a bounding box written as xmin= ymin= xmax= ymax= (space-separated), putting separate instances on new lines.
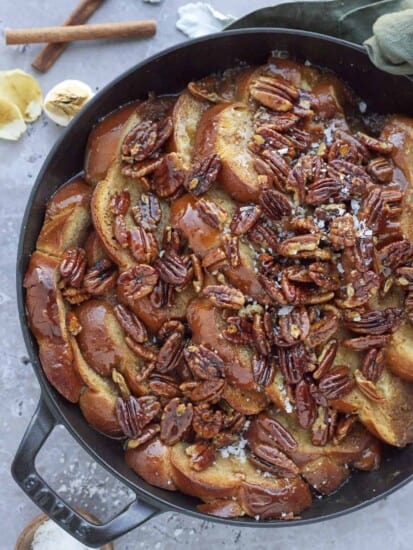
xmin=1 ymin=1 xmax=412 ymax=548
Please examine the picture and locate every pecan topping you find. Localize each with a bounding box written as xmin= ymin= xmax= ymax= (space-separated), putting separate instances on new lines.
xmin=223 ymin=316 xmax=254 ymax=344
xmin=256 ymin=110 xmax=299 ymax=131
xmin=278 ymin=234 xmax=320 ymax=257
xmin=259 ymin=188 xmax=292 ymax=220
xmin=379 ymin=239 xmax=413 ymax=270
xmin=202 ymin=284 xmax=245 ymax=310
xmin=132 ymin=192 xmax=161 ymax=232
xmin=311 ymin=406 xmax=337 ymax=446
xmin=278 ymin=345 xmax=306 ymax=384
xmin=343 ymin=308 xmax=402 ymax=335
xmin=318 ymin=366 xmax=356 ymax=399
xmin=367 ymin=157 xmax=393 ymax=183
xmin=191 ymin=253 xmax=204 ymax=293
xmin=83 ymin=259 xmax=118 ymax=295
xmin=221 ymin=235 xmax=239 ymax=268
xmin=252 ymin=354 xmax=275 ymax=387
xmin=184 ymin=153 xmax=221 ymax=196
xmin=116 ymin=395 xmax=161 ymax=439
xmin=354 ymin=369 xmax=385 ymax=402
xmin=328 ymin=139 xmax=361 ymax=164
xmin=334 ymin=414 xmax=358 ymax=443
xmin=129 ymin=227 xmax=159 ymax=264
xmin=126 ymin=423 xmax=160 ymax=449
xmin=114 ymin=304 xmax=148 ymax=343
xmin=308 ymin=262 xmax=340 ymax=290
xmin=396 ymin=266 xmax=413 ymax=290
xmin=295 ymin=380 xmax=317 ymax=429
xmin=61 ymin=287 xmax=90 ymax=305
xmin=306 ymin=178 xmax=343 ymax=205
xmin=252 ymin=443 xmax=300 ymax=474
xmin=110 ymin=191 xmax=130 ymax=216
xmin=126 ymin=338 xmax=158 ymax=361
xmin=329 ymin=215 xmax=357 ymax=250
xmin=229 ymin=204 xmax=262 ymax=235
xmin=152 ymin=153 xmax=186 ymax=198
xmin=157 ymin=320 xmax=185 ymax=342
xmin=184 ymin=344 xmax=225 ymax=379
xmin=160 ymin=398 xmax=193 ymax=446
xmin=202 ymin=248 xmax=228 ymax=273
xmin=150 ymin=278 xmax=174 ymax=309
xmin=193 ymin=404 xmax=223 ymax=439
xmin=356 ymin=132 xmax=394 ymax=154
xmin=195 ymin=198 xmax=227 ymax=229
xmin=336 ymin=270 xmax=380 ymax=308
xmin=121 ymin=117 xmax=173 ymax=163
xmin=113 ymin=215 xmax=129 ymax=249
xmin=361 ymin=348 xmax=385 ymax=382
xmin=155 ymin=251 xmax=190 ymax=286
xmin=156 ymin=332 xmax=185 ymax=373
xmin=117 ymin=264 xmax=158 ymax=301
xmin=313 ymin=340 xmax=338 ymax=380
xmin=186 ymin=442 xmax=216 ymax=471
xmin=188 ymin=76 xmax=224 ymax=103
xmin=250 ymin=75 xmax=298 ymax=111
xmin=60 ymin=247 xmax=87 ymax=288
xmin=187 ymin=378 xmax=225 ymax=403
xmin=306 ymin=310 xmax=339 ymax=348
xmin=279 ymin=306 xmax=310 ymax=345
xmin=343 ymin=334 xmax=390 ymax=351
xmin=257 ymin=414 xmax=297 ymax=452
xmin=149 ymin=374 xmax=181 ymax=398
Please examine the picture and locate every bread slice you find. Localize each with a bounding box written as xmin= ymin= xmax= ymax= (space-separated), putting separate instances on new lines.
xmin=195 ymin=103 xmax=262 ymax=203
xmin=36 ymin=177 xmax=91 ymax=258
xmin=170 ymin=442 xmax=312 ymax=519
xmin=24 ymin=251 xmax=82 ymax=402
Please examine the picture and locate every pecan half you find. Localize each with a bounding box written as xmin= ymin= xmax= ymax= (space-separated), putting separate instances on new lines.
xmin=155 ymin=251 xmax=190 ymax=286
xmin=279 ymin=306 xmax=310 ymax=345
xmin=252 ymin=354 xmax=275 ymax=387
xmin=223 ymin=316 xmax=254 ymax=344
xmin=156 ymin=332 xmax=185 ymax=373
xmin=191 ymin=253 xmax=204 ymax=293
xmin=329 ymin=214 xmax=357 ymax=250
xmin=61 ymin=287 xmax=90 ymax=305
xmin=129 ymin=227 xmax=159 ymax=264
xmin=278 ymin=234 xmax=320 ymax=257
xmin=152 ymin=153 xmax=186 ymax=198
xmin=223 ymin=235 xmax=240 ymax=268
xmin=396 ymin=266 xmax=413 ymax=290
xmin=195 ymin=198 xmax=227 ymax=229
xmin=343 ymin=334 xmax=390 ymax=351
xmin=160 ymin=398 xmax=193 ymax=445
xmin=83 ymin=259 xmax=118 ymax=295
xmin=250 ymin=75 xmax=298 ymax=111
xmin=354 ymin=369 xmax=385 ymax=401
xmin=230 ymin=204 xmax=262 ymax=235
xmin=306 ymin=177 xmax=343 ymax=205
xmin=184 ymin=344 xmax=225 ymax=379
xmin=117 ymin=264 xmax=158 ymax=301
xmin=121 ymin=117 xmax=173 ymax=163
xmin=202 ymin=284 xmax=245 ymax=310
xmin=334 ymin=414 xmax=358 ymax=444
xmin=336 ymin=270 xmax=380 ymax=308
xmin=356 ymin=132 xmax=394 ymax=154
xmin=379 ymin=239 xmax=413 ymax=270
xmin=306 ymin=310 xmax=340 ymax=348
xmin=252 ymin=442 xmax=300 ymax=475
xmin=343 ymin=308 xmax=402 ymax=335
xmin=278 ymin=345 xmax=306 ymax=384
xmin=255 ymin=110 xmax=299 ymax=131
xmin=157 ymin=320 xmax=185 ymax=342
xmin=257 ymin=414 xmax=297 ymax=452
xmin=184 ymin=153 xmax=221 ymax=196
xmin=110 ymin=190 xmax=131 ymax=216
xmin=126 ymin=338 xmax=158 ymax=361
xmin=259 ymin=188 xmax=292 ymax=220
xmin=113 ymin=215 xmax=129 ymax=249
xmin=202 ymin=248 xmax=228 ymax=273
xmin=188 ymin=76 xmax=224 ymax=103
xmin=328 ymin=139 xmax=361 ymax=164
xmin=295 ymin=380 xmax=317 ymax=429
xmin=311 ymin=406 xmax=337 ymax=446
xmin=149 ymin=374 xmax=181 ymax=398
xmin=186 ymin=442 xmax=216 ymax=472
xmin=150 ymin=278 xmax=175 ymax=309
xmin=126 ymin=423 xmax=160 ymax=449
xmin=367 ymin=157 xmax=393 ymax=183
xmin=313 ymin=340 xmax=338 ymax=380
xmin=116 ymin=395 xmax=161 ymax=438
xmin=114 ymin=304 xmax=148 ymax=343
xmin=132 ymin=192 xmax=161 ymax=232
xmin=361 ymin=348 xmax=385 ymax=382
xmin=187 ymin=378 xmax=225 ymax=403
xmin=318 ymin=365 xmax=356 ymax=399
xmin=60 ymin=247 xmax=87 ymax=288
xmin=193 ymin=404 xmax=223 ymax=439
xmin=308 ymin=262 xmax=340 ymax=290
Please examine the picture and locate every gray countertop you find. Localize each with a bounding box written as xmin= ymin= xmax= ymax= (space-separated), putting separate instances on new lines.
xmin=1 ymin=1 xmax=412 ymax=548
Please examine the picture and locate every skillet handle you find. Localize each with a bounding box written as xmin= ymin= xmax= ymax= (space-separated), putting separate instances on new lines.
xmin=11 ymin=399 xmax=159 ymax=548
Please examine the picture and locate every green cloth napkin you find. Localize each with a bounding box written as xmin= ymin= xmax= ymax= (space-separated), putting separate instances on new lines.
xmin=227 ymin=0 xmax=413 ymax=75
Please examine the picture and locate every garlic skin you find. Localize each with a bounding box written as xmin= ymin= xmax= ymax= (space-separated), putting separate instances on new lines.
xmin=0 ymin=96 xmax=27 ymax=140
xmin=43 ymin=80 xmax=94 ymax=127
xmin=0 ymin=69 xmax=42 ymax=122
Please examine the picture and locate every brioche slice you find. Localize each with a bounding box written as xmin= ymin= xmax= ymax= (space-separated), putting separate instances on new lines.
xmin=24 ymin=251 xmax=82 ymax=402
xmin=195 ymin=103 xmax=263 ymax=202
xmin=125 ymin=437 xmax=177 ymax=490
xmin=169 ymin=91 xmax=210 ymax=168
xmin=170 ymin=442 xmax=312 ymax=518
xmin=74 ymin=299 xmax=148 ymax=396
xmin=71 ymin=338 xmax=122 ymax=437
xmin=36 ymin=177 xmax=91 ymax=258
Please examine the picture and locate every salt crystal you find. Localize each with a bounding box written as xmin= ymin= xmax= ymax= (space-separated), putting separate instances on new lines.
xmin=278 ymin=305 xmax=294 ymax=316
xmin=358 ymin=101 xmax=367 ymax=113
xmin=277 ymin=147 xmax=288 ymax=155
xmin=337 ymin=262 xmax=344 ymax=274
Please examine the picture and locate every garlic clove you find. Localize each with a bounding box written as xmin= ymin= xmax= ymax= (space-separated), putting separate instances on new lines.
xmin=0 ymin=97 xmax=27 ymax=140
xmin=43 ymin=80 xmax=94 ymax=127
xmin=0 ymin=69 xmax=42 ymax=122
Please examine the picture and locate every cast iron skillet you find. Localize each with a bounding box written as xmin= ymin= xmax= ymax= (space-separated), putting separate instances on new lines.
xmin=12 ymin=29 xmax=413 ymax=548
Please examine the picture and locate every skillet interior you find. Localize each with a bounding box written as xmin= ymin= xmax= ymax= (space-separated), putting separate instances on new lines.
xmin=16 ymin=29 xmax=413 ymax=526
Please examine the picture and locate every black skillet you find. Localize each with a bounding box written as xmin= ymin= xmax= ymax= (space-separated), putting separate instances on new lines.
xmin=12 ymin=29 xmax=413 ymax=548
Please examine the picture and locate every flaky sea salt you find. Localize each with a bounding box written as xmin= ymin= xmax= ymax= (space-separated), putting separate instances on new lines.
xmin=176 ymin=3 xmax=235 ymax=38
xmin=358 ymin=101 xmax=367 ymax=113
xmin=32 ymin=519 xmax=93 ymax=550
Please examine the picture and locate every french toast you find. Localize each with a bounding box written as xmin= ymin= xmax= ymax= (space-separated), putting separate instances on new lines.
xmin=25 ymin=54 xmax=413 ymax=520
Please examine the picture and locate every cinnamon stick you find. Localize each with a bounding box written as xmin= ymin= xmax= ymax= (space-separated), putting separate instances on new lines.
xmin=6 ymin=20 xmax=157 ymax=45
xmin=32 ymin=0 xmax=105 ymax=73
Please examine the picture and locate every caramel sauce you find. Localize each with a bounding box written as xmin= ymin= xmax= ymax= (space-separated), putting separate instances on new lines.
xmin=84 ymin=102 xmax=140 ymax=184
